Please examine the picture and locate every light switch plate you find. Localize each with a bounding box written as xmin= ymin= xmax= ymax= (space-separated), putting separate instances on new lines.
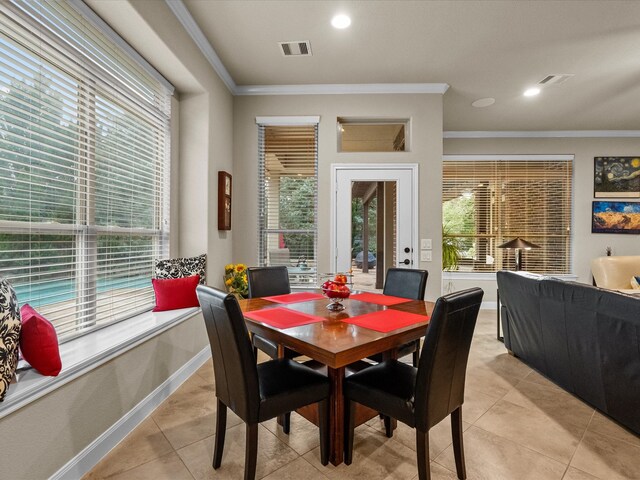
xmin=421 ymin=238 xmax=432 ymax=250
xmin=420 ymin=250 xmax=432 ymax=262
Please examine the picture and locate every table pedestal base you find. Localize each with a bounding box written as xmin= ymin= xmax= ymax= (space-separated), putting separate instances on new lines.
xmin=296 ymin=366 xmax=380 ymax=465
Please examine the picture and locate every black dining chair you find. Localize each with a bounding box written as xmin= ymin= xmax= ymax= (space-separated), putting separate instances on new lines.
xmin=246 ymin=266 xmax=301 ymax=361
xmin=367 ymin=268 xmax=428 ymax=366
xmin=344 ymin=287 xmax=484 ymax=480
xmin=196 ymin=285 xmax=330 ymax=480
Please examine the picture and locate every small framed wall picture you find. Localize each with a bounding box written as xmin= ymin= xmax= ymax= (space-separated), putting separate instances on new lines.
xmin=594 ymin=156 xmax=640 ymax=198
xmin=592 ymin=201 xmax=640 ymax=234
xmin=218 ymin=171 xmax=232 ymax=230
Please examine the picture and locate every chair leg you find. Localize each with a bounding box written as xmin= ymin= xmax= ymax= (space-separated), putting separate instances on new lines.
xmin=318 ymin=399 xmax=330 ymax=466
xmin=451 ymin=407 xmax=466 ymax=479
xmin=244 ymin=423 xmax=258 ymax=480
xmin=416 ymin=429 xmax=431 ymax=480
xmin=412 ymin=343 xmax=420 ymax=367
xmin=283 ymin=412 xmax=291 ymax=434
xmin=213 ymin=399 xmax=227 ymax=469
xmin=344 ymin=399 xmax=356 ymax=465
xmin=383 ymin=415 xmax=393 ymax=438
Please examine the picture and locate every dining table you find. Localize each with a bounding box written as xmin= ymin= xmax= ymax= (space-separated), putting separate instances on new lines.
xmin=237 ymin=291 xmax=434 ymax=466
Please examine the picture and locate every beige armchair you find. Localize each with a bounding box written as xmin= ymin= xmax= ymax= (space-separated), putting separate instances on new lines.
xmin=591 ymin=256 xmax=640 ymax=293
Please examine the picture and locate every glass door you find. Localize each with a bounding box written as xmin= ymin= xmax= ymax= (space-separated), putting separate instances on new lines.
xmin=333 ymin=165 xmax=417 ymax=292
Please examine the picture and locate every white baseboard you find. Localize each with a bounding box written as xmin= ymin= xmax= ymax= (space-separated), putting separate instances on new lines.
xmin=50 ymin=346 xmax=211 ymax=480
xmin=482 ymin=301 xmax=497 ymax=310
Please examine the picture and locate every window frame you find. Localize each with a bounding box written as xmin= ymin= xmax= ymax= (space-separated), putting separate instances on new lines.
xmin=337 ymin=117 xmax=410 ymax=153
xmin=442 ymin=154 xmax=574 ymax=275
xmin=256 ymin=116 xmax=319 ymax=288
xmin=0 ymin=0 xmax=173 ymax=341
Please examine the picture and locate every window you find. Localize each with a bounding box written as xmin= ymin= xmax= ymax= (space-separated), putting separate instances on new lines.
xmin=442 ymin=156 xmax=573 ymax=274
xmin=0 ymin=1 xmax=172 ymax=339
xmin=257 ymin=119 xmax=318 ymax=288
xmin=337 ymin=118 xmax=409 ymax=152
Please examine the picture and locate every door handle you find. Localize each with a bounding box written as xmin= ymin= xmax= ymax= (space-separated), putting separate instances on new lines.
xmin=399 ymin=259 xmax=411 ymax=265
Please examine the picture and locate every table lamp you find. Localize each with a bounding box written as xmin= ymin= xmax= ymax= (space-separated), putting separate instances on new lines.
xmin=498 ymin=237 xmax=540 ymax=271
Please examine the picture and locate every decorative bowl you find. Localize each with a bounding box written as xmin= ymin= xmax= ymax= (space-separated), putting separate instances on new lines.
xmin=320 ymin=273 xmax=352 ymax=311
xmin=321 ymin=285 xmax=351 ymax=299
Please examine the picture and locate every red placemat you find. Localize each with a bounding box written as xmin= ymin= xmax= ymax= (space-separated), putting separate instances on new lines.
xmin=244 ymin=307 xmax=324 ymax=329
xmin=346 ymin=309 xmax=429 ymax=333
xmin=350 ymin=292 xmax=411 ymax=306
xmin=262 ymin=292 xmax=324 ymax=304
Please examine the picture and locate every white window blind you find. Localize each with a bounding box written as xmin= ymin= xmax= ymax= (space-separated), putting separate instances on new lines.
xmin=257 ymin=123 xmax=318 ymax=287
xmin=442 ymin=157 xmax=573 ymax=274
xmin=0 ymin=0 xmax=172 ymax=339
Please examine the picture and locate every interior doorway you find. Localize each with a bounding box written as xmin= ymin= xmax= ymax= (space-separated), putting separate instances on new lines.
xmin=331 ymin=164 xmax=418 ymax=292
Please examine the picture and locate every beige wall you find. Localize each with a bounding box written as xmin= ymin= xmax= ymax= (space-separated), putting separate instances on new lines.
xmin=444 ymin=137 xmax=640 ymax=300
xmin=233 ymin=94 xmax=444 ymax=301
xmin=0 ymin=314 xmax=208 ymax=479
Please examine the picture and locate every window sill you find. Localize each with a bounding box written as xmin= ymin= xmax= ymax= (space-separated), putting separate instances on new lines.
xmin=0 ymin=307 xmax=201 ymax=420
xmin=442 ymin=271 xmax=578 ymax=282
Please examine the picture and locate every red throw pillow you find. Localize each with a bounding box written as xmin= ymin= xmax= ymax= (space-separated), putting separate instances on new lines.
xmin=19 ymin=304 xmax=62 ymax=377
xmin=152 ymin=275 xmax=200 ymax=312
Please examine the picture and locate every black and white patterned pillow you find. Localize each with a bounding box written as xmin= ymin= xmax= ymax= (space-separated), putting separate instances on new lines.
xmin=0 ymin=278 xmax=21 ymax=402
xmin=155 ymin=254 xmax=206 ymax=285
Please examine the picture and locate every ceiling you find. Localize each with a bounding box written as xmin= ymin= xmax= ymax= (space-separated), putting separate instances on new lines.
xmin=178 ymin=0 xmax=640 ymax=132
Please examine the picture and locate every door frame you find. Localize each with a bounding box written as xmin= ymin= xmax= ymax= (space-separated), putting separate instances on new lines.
xmin=330 ymin=163 xmax=419 ymax=273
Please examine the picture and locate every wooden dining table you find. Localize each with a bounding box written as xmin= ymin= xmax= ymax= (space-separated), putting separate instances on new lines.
xmin=238 ymin=293 xmax=434 ymax=466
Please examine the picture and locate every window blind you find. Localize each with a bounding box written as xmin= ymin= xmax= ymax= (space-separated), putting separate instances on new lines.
xmin=257 ymin=124 xmax=318 ymax=287
xmin=0 ymin=0 xmax=172 ymax=339
xmin=442 ymin=158 xmax=573 ymax=274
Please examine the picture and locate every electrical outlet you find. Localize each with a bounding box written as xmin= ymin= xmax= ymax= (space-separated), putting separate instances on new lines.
xmin=420 ymin=250 xmax=432 ymax=262
xmin=421 ymin=238 xmax=432 ymax=250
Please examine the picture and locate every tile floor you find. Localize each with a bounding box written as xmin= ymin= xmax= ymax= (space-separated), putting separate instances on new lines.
xmin=83 ymin=310 xmax=640 ymax=479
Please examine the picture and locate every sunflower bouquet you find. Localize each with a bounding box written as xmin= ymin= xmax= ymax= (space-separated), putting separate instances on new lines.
xmin=223 ymin=263 xmax=249 ymax=299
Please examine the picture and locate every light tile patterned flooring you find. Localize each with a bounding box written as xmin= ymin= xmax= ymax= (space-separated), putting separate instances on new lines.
xmin=83 ymin=310 xmax=640 ymax=479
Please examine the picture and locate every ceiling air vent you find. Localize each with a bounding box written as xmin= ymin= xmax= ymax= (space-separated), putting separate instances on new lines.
xmin=279 ymin=40 xmax=312 ymax=57
xmin=538 ymin=74 xmax=574 ymax=86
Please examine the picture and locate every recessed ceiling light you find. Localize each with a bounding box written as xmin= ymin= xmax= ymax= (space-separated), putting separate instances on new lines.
xmin=523 ymin=87 xmax=541 ymax=97
xmin=472 ymin=97 xmax=495 ymax=108
xmin=331 ymin=14 xmax=351 ymax=29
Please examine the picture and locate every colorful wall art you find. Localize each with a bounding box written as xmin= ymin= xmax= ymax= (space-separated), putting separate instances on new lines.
xmin=594 ymin=157 xmax=640 ymax=198
xmin=592 ymin=201 xmax=640 ymax=234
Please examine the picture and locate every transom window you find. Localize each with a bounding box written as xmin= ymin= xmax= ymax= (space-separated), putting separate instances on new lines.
xmin=337 ymin=117 xmax=409 ymax=152
xmin=442 ymin=155 xmax=573 ymax=274
xmin=0 ymin=1 xmax=172 ymax=339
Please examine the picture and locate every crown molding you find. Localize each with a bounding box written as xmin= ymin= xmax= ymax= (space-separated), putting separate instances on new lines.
xmin=443 ymin=130 xmax=640 ymax=138
xmin=164 ymin=0 xmax=236 ymax=93
xmin=443 ymin=154 xmax=574 ymax=161
xmin=236 ymin=83 xmax=449 ymax=96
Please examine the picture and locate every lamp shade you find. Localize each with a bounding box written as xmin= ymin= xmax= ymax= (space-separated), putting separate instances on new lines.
xmin=497 ymin=237 xmax=540 ymax=250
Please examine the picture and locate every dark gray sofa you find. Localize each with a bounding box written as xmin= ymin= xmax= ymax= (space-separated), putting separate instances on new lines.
xmin=497 ymin=270 xmax=640 ymax=435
